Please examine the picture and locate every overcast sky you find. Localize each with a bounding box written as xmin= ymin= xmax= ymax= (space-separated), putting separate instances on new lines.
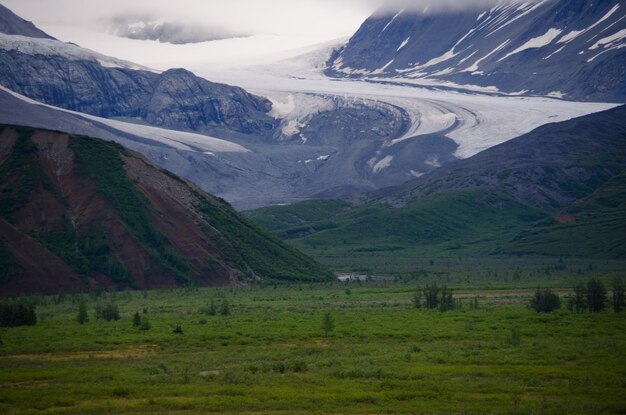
xmin=1 ymin=0 xmax=385 ymax=70
xmin=0 ymin=0 xmax=520 ymax=73
xmin=2 ymin=0 xmax=380 ymax=38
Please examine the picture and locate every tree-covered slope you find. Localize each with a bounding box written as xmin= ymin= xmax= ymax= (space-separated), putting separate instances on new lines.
xmin=0 ymin=125 xmax=332 ymax=295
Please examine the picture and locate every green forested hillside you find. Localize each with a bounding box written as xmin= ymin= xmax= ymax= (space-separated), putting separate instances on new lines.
xmin=0 ymin=126 xmax=332 ymax=295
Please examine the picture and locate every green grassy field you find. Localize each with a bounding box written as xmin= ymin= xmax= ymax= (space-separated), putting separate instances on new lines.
xmin=245 ymin=185 xmax=626 ymax=277
xmin=1 ymin=279 xmax=625 ymax=414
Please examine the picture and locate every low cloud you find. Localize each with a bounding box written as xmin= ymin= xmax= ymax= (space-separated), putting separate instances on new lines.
xmin=108 ymin=16 xmax=248 ymax=44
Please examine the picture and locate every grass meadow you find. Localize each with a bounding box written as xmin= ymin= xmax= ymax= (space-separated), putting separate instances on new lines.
xmin=1 ymin=274 xmax=625 ymax=414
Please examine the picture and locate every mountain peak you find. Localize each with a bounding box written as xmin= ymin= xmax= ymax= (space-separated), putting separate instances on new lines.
xmin=0 ymin=4 xmax=54 ymax=40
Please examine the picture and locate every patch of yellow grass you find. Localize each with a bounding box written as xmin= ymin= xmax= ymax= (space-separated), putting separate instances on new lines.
xmin=1 ymin=345 xmax=156 ymax=361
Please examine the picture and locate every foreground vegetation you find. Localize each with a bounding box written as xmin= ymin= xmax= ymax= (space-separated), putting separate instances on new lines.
xmin=1 ymin=278 xmax=625 ymax=414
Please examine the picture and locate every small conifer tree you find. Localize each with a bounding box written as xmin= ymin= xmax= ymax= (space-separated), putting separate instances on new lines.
xmin=587 ymin=278 xmax=607 ymax=312
xmin=132 ymin=311 xmax=141 ymax=327
xmin=322 ymin=312 xmax=334 ymax=337
xmin=77 ymin=300 xmax=89 ymax=325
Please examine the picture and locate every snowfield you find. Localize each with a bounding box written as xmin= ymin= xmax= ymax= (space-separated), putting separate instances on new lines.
xmin=196 ymin=40 xmax=618 ymax=158
xmin=0 ymin=33 xmax=156 ymax=72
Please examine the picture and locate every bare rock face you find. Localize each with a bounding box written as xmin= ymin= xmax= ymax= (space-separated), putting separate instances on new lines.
xmin=0 ymin=50 xmax=276 ymax=135
xmin=144 ymin=68 xmax=275 ymax=134
xmin=0 ymin=52 xmax=152 ymax=117
xmin=0 ymin=4 xmax=275 ymax=138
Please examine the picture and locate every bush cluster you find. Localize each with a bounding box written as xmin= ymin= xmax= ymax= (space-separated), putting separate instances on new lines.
xmin=95 ymin=301 xmax=120 ymax=321
xmin=0 ymin=300 xmax=36 ymax=327
xmin=530 ymin=288 xmax=561 ymax=313
xmin=413 ymin=285 xmax=457 ymax=312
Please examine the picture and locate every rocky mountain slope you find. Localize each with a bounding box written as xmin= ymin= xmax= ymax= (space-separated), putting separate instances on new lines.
xmin=249 ymin=105 xmax=626 ymax=260
xmin=0 ymin=125 xmax=332 ymax=296
xmin=0 ymin=6 xmax=274 ymax=136
xmin=327 ymin=0 xmax=626 ymax=101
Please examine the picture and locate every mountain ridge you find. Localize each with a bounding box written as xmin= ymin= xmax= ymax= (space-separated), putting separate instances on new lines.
xmin=327 ymin=0 xmax=626 ymax=102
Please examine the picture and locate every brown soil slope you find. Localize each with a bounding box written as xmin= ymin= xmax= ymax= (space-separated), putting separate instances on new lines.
xmin=0 ymin=125 xmax=331 ymax=295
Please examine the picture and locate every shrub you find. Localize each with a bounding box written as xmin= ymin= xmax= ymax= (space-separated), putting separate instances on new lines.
xmin=95 ymin=301 xmax=120 ymax=321
xmin=220 ymin=299 xmax=230 ymax=316
xmin=569 ymin=283 xmax=586 ymax=313
xmin=530 ymin=288 xmax=561 ymax=313
xmin=139 ymin=316 xmax=151 ymax=331
xmin=412 ymin=292 xmax=422 ymax=309
xmin=419 ymin=284 xmax=456 ymax=311
xmin=200 ymin=300 xmax=217 ymax=316
xmin=439 ymin=286 xmax=455 ymax=312
xmin=423 ymin=285 xmax=440 ymax=309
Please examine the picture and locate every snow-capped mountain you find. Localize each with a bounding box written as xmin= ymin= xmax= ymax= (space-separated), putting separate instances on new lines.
xmin=327 ymin=0 xmax=626 ymax=101
xmin=0 ymin=4 xmax=617 ymax=209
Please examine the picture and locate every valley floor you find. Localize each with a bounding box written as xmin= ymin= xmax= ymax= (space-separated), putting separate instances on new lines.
xmin=1 ymin=279 xmax=625 ymax=414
